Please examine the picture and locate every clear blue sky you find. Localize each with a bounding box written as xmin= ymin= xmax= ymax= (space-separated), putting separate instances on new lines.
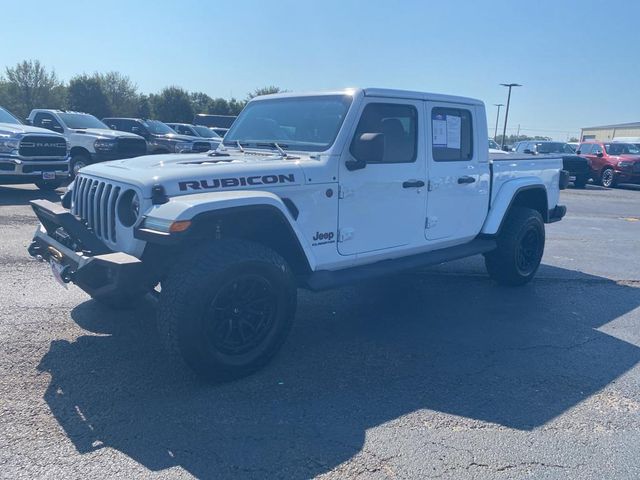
xmin=5 ymin=0 xmax=639 ymax=140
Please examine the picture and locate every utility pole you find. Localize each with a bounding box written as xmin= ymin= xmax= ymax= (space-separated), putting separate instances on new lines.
xmin=500 ymin=83 xmax=522 ymax=149
xmin=493 ymin=104 xmax=504 ymax=142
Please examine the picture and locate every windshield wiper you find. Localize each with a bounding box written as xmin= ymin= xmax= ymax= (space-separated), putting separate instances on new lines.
xmin=255 ymin=142 xmax=299 ymax=159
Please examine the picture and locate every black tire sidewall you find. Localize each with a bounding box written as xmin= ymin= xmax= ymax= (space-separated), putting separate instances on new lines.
xmin=183 ymin=260 xmax=295 ymax=372
xmin=71 ymin=155 xmax=89 ymax=177
xmin=512 ymin=216 xmax=545 ymax=278
xmin=160 ymin=241 xmax=297 ymax=382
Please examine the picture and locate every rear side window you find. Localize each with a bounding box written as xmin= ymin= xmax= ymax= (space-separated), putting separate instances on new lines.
xmin=431 ymin=108 xmax=473 ymax=161
xmin=350 ymin=103 xmax=417 ymax=163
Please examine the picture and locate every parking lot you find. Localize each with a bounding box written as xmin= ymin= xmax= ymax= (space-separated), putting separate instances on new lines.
xmin=1 ymin=183 xmax=639 ymax=479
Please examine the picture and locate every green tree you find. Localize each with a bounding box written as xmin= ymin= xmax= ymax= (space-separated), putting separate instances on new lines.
xmin=227 ymin=98 xmax=246 ymax=115
xmin=136 ymin=94 xmax=152 ymax=119
xmin=246 ymin=86 xmax=284 ymax=100
xmin=98 ymin=72 xmax=139 ymax=117
xmin=67 ymin=74 xmax=111 ymax=118
xmin=190 ymin=91 xmax=214 ymax=114
xmin=151 ymin=86 xmax=194 ymax=123
xmin=1 ymin=60 xmax=65 ymax=118
xmin=568 ymin=136 xmax=579 ymax=142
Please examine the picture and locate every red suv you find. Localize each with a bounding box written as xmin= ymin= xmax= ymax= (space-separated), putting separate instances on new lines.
xmin=577 ymin=141 xmax=640 ymax=187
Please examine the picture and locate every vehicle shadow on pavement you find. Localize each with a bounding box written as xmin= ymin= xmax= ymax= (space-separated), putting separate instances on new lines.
xmin=0 ymin=185 xmax=62 ymax=206
xmin=37 ymin=265 xmax=640 ymax=479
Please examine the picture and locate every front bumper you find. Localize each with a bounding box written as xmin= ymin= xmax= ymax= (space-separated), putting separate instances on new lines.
xmin=28 ymin=199 xmax=148 ymax=299
xmin=0 ymin=157 xmax=69 ymax=184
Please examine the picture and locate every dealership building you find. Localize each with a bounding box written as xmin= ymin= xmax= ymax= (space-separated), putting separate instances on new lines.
xmin=581 ymin=122 xmax=640 ymax=142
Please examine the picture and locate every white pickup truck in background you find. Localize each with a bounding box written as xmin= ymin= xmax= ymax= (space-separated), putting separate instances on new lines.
xmin=0 ymin=106 xmax=69 ymax=190
xmin=26 ymin=109 xmax=147 ymax=177
xmin=28 ymin=88 xmax=568 ymax=382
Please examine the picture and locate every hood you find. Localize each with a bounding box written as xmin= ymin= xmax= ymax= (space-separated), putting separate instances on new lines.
xmin=80 ymin=150 xmax=310 ymax=197
xmin=0 ymin=122 xmax=65 ymax=137
xmin=72 ymin=128 xmax=144 ymax=140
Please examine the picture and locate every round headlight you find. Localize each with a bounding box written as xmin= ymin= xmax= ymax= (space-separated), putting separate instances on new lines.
xmin=117 ymin=189 xmax=141 ymax=227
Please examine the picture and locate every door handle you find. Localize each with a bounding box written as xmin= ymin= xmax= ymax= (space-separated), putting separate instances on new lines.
xmin=457 ymin=176 xmax=476 ymax=184
xmin=402 ymin=180 xmax=425 ymax=188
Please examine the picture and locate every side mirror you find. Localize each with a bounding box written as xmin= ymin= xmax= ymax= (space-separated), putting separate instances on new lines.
xmin=523 ymin=149 xmax=533 ymax=154
xmin=576 ymin=150 xmax=581 ymax=154
xmin=596 ymin=152 xmax=604 ymax=157
xmin=347 ymin=132 xmax=384 ymax=170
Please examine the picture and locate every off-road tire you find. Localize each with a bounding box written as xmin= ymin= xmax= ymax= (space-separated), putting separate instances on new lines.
xmin=35 ymin=179 xmax=63 ymax=191
xmin=600 ymin=167 xmax=617 ymax=188
xmin=158 ymin=239 xmax=297 ymax=383
xmin=573 ymin=174 xmax=589 ymax=189
xmin=484 ymin=207 xmax=545 ymax=286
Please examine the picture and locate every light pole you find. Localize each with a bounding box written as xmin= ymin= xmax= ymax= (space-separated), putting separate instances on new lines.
xmin=500 ymin=83 xmax=522 ymax=150
xmin=493 ymin=103 xmax=504 ymax=142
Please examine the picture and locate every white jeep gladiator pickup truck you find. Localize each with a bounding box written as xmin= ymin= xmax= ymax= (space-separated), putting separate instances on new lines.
xmin=26 ymin=109 xmax=147 ymax=177
xmin=0 ymin=106 xmax=69 ymax=190
xmin=28 ymin=88 xmax=568 ymax=382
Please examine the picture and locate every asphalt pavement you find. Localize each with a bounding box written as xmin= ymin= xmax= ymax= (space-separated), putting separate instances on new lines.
xmin=1 ymin=182 xmax=639 ymax=479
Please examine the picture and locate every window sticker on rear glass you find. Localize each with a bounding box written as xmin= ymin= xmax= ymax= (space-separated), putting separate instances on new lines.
xmin=446 ymin=115 xmax=461 ymax=149
xmin=432 ymin=114 xmax=447 ymax=146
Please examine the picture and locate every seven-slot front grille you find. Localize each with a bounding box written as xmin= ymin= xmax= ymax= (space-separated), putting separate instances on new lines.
xmin=72 ymin=176 xmax=122 ymax=242
xmin=19 ymin=135 xmax=67 ymax=159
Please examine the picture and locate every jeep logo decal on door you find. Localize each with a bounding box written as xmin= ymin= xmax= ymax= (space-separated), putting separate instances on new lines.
xmin=178 ymin=174 xmax=295 ymax=191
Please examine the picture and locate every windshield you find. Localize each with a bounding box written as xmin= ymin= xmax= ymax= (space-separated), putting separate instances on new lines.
xmin=193 ymin=125 xmax=221 ymax=138
xmin=488 ymin=139 xmax=500 ymax=149
xmin=143 ymin=120 xmax=176 ymax=135
xmin=0 ymin=107 xmax=21 ymax=125
xmin=605 ymin=143 xmax=640 ymax=155
xmin=224 ymin=95 xmax=353 ymax=152
xmin=535 ymin=142 xmax=574 ymax=154
xmin=58 ymin=112 xmax=107 ymax=129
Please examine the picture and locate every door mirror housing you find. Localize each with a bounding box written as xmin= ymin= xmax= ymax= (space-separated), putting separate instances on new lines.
xmin=347 ymin=132 xmax=384 ymax=170
xmin=596 ymin=151 xmax=604 ymax=157
xmin=523 ymin=148 xmax=533 ymax=154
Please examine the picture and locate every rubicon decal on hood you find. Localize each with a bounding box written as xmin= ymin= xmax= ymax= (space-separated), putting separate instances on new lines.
xmin=179 ymin=174 xmax=296 ymax=191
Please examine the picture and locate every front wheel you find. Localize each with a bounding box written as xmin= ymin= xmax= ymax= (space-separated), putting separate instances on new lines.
xmin=484 ymin=207 xmax=545 ymax=286
xmin=158 ymin=240 xmax=297 ymax=383
xmin=70 ymin=154 xmax=89 ymax=178
xmin=600 ymin=167 xmax=617 ymax=188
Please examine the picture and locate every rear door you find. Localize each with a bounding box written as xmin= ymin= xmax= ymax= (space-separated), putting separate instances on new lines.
xmin=337 ymin=99 xmax=426 ymax=255
xmin=425 ymin=103 xmax=490 ymax=242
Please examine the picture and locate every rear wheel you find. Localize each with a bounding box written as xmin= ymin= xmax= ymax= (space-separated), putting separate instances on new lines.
xmin=600 ymin=167 xmax=617 ymax=188
xmin=485 ymin=207 xmax=545 ymax=286
xmin=158 ymin=240 xmax=297 ymax=383
xmin=35 ymin=179 xmax=63 ymax=191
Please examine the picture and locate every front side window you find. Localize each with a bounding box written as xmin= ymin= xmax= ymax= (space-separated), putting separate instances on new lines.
xmin=431 ymin=107 xmax=473 ymax=161
xmin=34 ymin=113 xmax=63 ymax=133
xmin=350 ymin=103 xmax=417 ymax=163
xmin=224 ymin=95 xmax=352 ymax=152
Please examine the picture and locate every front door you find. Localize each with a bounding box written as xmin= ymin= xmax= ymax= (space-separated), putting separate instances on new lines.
xmin=425 ymin=103 xmax=490 ymax=243
xmin=338 ymin=100 xmax=426 ymax=255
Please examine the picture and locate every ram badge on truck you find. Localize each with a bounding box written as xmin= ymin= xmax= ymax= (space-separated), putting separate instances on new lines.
xmin=28 ymin=88 xmax=567 ymax=382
